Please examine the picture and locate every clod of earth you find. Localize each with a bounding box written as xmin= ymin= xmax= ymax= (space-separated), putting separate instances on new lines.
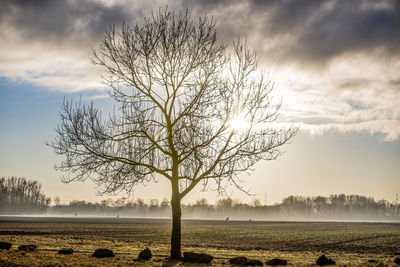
xmin=316 ymin=254 xmax=336 ymax=266
xmin=229 ymin=256 xmax=263 ymax=266
xmin=0 ymin=242 xmax=12 ymax=250
xmin=18 ymin=244 xmax=37 ymax=252
xmin=58 ymin=248 xmax=73 ymax=255
xmin=138 ymin=248 xmax=152 ymax=260
xmin=91 ymin=248 xmax=115 ymax=258
xmin=183 ymin=252 xmax=214 ymax=264
xmin=266 ymin=258 xmax=288 ymax=265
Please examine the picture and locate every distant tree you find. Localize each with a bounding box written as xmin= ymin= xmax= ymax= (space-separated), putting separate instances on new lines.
xmin=115 ymin=197 xmax=127 ymax=208
xmin=161 ymin=198 xmax=170 ymax=208
xmin=232 ymin=199 xmax=243 ymax=207
xmin=150 ymin=199 xmax=159 ymax=208
xmin=195 ymin=198 xmax=209 ymax=208
xmin=49 ymin=8 xmax=296 ymax=258
xmin=216 ymin=198 xmax=234 ymax=208
xmin=0 ymin=176 xmax=50 ymax=213
xmin=100 ymin=199 xmax=108 ymax=207
xmin=54 ymin=196 xmax=61 ymax=206
xmin=135 ymin=198 xmax=146 ymax=209
xmin=329 ymin=194 xmax=348 ymax=214
xmin=313 ymin=196 xmax=328 ymax=213
xmin=251 ymin=198 xmax=262 ymax=207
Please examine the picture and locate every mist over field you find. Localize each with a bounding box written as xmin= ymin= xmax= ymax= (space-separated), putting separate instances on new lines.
xmin=2 ymin=177 xmax=398 ymax=222
xmin=5 ymin=198 xmax=400 ymax=222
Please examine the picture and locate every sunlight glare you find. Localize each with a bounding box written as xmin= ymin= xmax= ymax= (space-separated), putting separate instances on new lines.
xmin=229 ymin=113 xmax=251 ymax=132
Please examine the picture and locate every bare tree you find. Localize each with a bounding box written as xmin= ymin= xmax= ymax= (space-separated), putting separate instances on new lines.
xmin=0 ymin=176 xmax=51 ymax=213
xmin=53 ymin=196 xmax=61 ymax=206
xmin=49 ymin=8 xmax=296 ymax=259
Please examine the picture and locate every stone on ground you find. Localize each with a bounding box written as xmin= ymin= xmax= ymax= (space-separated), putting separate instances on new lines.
xmin=91 ymin=248 xmax=115 ymax=258
xmin=138 ymin=248 xmax=152 ymax=260
xmin=18 ymin=244 xmax=37 ymax=252
xmin=183 ymin=252 xmax=214 ymax=264
xmin=316 ymin=254 xmax=336 ymax=266
xmin=0 ymin=242 xmax=12 ymax=250
xmin=266 ymin=258 xmax=288 ymax=265
xmin=58 ymin=248 xmax=74 ymax=255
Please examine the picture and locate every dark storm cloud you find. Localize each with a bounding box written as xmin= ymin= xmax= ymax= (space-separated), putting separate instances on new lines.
xmin=287 ymin=1 xmax=400 ymax=62
xmin=2 ymin=0 xmax=398 ymax=64
xmin=182 ymin=0 xmax=400 ymax=65
xmin=0 ymin=0 xmax=132 ymax=45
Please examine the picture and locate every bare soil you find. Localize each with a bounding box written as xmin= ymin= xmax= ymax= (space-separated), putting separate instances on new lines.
xmin=0 ymin=216 xmax=399 ymax=266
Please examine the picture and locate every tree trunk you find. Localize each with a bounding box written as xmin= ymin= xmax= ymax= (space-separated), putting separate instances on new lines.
xmin=170 ymin=181 xmax=182 ymax=259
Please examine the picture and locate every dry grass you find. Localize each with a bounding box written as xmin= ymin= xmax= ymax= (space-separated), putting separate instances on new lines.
xmin=0 ymin=218 xmax=399 ymax=266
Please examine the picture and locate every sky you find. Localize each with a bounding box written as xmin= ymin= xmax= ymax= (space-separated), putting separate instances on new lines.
xmin=0 ymin=0 xmax=399 ymax=205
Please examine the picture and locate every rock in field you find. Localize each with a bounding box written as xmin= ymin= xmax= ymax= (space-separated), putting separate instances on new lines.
xmin=229 ymin=256 xmax=263 ymax=266
xmin=0 ymin=242 xmax=12 ymax=250
xmin=183 ymin=252 xmax=214 ymax=264
xmin=316 ymin=254 xmax=336 ymax=266
xmin=229 ymin=256 xmax=248 ymax=265
xmin=58 ymin=248 xmax=74 ymax=255
xmin=394 ymin=257 xmax=400 ymax=265
xmin=138 ymin=248 xmax=152 ymax=260
xmin=266 ymin=258 xmax=288 ymax=265
xmin=18 ymin=244 xmax=37 ymax=252
xmin=92 ymin=248 xmax=115 ymax=258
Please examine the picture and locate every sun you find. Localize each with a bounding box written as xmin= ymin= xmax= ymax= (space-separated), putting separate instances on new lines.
xmin=229 ymin=113 xmax=251 ymax=132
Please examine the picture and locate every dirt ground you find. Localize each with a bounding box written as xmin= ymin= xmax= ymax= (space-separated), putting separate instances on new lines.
xmin=0 ymin=216 xmax=399 ymax=266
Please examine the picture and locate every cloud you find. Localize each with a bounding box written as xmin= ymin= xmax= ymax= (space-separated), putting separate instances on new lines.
xmin=300 ymin=120 xmax=400 ymax=142
xmin=183 ymin=0 xmax=400 ymax=66
xmin=0 ymin=0 xmax=170 ymax=91
xmin=0 ymin=0 xmax=129 ymax=44
xmin=0 ymin=0 xmax=399 ymax=140
xmin=89 ymin=93 xmax=109 ymax=100
xmin=263 ymin=0 xmax=400 ymax=65
xmin=274 ymin=51 xmax=400 ymax=141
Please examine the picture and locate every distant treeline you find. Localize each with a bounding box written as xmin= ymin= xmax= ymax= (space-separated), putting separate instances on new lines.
xmin=0 ymin=176 xmax=50 ymax=214
xmin=50 ymin=195 xmax=400 ymax=221
xmin=1 ymin=176 xmax=398 ymax=220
